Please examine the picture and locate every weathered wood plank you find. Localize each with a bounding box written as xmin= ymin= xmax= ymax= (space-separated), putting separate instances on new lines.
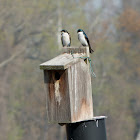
xmin=41 ymin=47 xmax=93 ymax=123
xmin=44 ymin=70 xmax=71 ymax=123
xmin=44 ymin=58 xmax=93 ymax=123
xmin=40 ymin=47 xmax=90 ymax=70
xmin=63 ymin=46 xmax=88 ymax=54
xmin=40 ymin=53 xmax=86 ymax=70
xmin=68 ymin=59 xmax=93 ymax=122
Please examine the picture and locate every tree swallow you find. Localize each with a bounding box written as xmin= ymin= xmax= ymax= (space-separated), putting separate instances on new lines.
xmin=77 ymin=29 xmax=94 ymax=53
xmin=61 ymin=29 xmax=71 ymax=47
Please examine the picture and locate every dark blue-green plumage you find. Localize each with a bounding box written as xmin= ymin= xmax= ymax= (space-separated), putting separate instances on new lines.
xmin=77 ymin=29 xmax=94 ymax=53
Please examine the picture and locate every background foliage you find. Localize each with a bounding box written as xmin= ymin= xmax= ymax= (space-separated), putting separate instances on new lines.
xmin=0 ymin=0 xmax=140 ymax=140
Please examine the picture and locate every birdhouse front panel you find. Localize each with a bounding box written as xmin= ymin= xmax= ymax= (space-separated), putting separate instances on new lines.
xmin=44 ymin=69 xmax=71 ymax=123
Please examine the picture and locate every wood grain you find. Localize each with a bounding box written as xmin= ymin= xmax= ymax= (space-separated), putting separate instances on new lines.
xmin=62 ymin=46 xmax=88 ymax=54
xmin=44 ymin=70 xmax=71 ymax=123
xmin=68 ymin=59 xmax=93 ymax=122
xmin=40 ymin=47 xmax=90 ymax=70
xmin=41 ymin=47 xmax=93 ymax=123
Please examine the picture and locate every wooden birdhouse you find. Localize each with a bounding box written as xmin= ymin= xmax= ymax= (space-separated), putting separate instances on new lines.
xmin=40 ymin=47 xmax=94 ymax=123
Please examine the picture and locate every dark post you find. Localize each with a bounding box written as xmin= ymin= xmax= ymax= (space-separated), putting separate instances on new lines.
xmin=66 ymin=116 xmax=107 ymax=140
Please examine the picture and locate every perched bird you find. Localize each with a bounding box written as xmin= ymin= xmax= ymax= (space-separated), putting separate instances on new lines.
xmin=77 ymin=29 xmax=94 ymax=53
xmin=61 ymin=29 xmax=71 ymax=47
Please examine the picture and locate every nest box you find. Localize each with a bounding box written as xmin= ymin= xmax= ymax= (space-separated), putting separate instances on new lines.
xmin=40 ymin=47 xmax=94 ymax=123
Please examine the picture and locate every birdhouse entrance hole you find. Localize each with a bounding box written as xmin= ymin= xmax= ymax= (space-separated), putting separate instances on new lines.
xmin=55 ymin=72 xmax=60 ymax=80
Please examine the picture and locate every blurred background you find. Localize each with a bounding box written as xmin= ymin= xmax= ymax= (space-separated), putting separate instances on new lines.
xmin=0 ymin=0 xmax=140 ymax=140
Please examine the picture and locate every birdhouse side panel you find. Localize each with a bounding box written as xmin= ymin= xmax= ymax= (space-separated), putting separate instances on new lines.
xmin=68 ymin=59 xmax=94 ymax=122
xmin=44 ymin=70 xmax=71 ymax=123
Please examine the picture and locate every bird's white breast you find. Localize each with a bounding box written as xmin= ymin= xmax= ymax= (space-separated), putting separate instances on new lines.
xmin=62 ymin=32 xmax=70 ymax=46
xmin=78 ymin=32 xmax=88 ymax=46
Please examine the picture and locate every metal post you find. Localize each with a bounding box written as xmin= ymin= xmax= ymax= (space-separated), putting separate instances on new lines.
xmin=66 ymin=116 xmax=107 ymax=140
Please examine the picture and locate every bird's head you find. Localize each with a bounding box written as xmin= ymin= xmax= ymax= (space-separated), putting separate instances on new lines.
xmin=77 ymin=29 xmax=83 ymax=33
xmin=61 ymin=29 xmax=68 ymax=33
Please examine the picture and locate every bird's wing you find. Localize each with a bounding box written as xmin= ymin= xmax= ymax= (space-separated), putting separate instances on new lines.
xmin=61 ymin=35 xmax=64 ymax=47
xmin=83 ymin=31 xmax=90 ymax=46
xmin=83 ymin=31 xmax=94 ymax=53
xmin=83 ymin=31 xmax=88 ymax=40
xmin=68 ymin=32 xmax=71 ymax=46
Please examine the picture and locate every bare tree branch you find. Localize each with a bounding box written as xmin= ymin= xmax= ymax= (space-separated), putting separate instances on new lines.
xmin=0 ymin=47 xmax=26 ymax=68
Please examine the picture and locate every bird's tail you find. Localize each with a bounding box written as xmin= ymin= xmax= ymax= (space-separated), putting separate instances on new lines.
xmin=89 ymin=47 xmax=94 ymax=53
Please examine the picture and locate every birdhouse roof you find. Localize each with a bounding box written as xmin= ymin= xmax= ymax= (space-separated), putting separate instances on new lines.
xmin=40 ymin=47 xmax=89 ymax=70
